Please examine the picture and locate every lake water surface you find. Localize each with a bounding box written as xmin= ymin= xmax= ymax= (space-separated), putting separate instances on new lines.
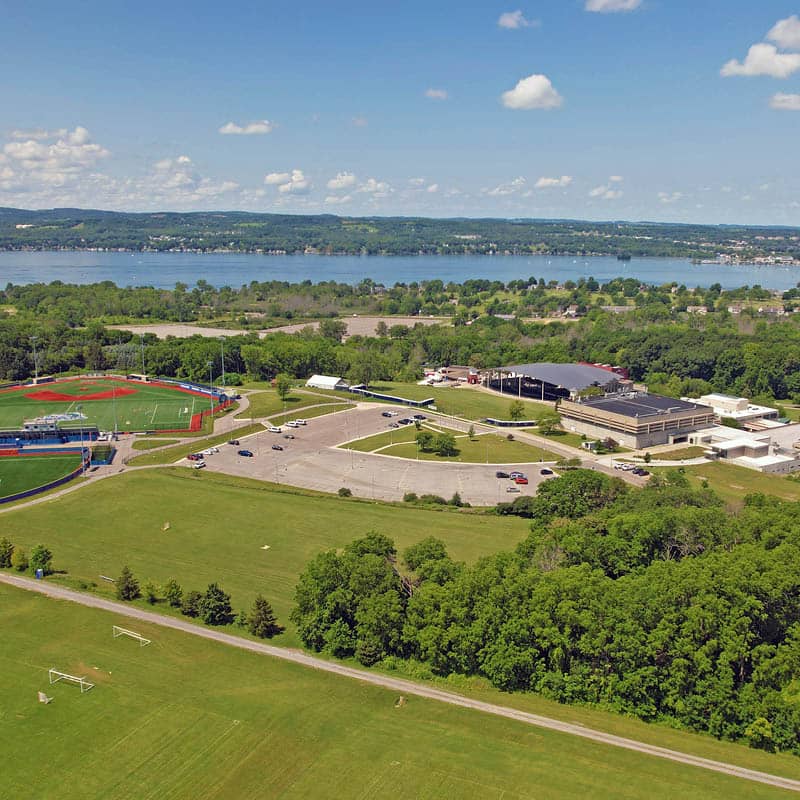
xmin=1 ymin=251 xmax=799 ymax=291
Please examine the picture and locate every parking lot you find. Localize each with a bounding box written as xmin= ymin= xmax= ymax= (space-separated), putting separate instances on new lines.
xmin=197 ymin=404 xmax=558 ymax=506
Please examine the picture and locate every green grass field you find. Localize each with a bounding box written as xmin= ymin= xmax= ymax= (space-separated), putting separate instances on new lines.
xmin=0 ymin=454 xmax=82 ymax=498
xmin=0 ymin=469 xmax=528 ymax=642
xmin=665 ymin=461 xmax=800 ymax=508
xmin=0 ymin=378 xmax=214 ymax=432
xmin=345 ymin=426 xmax=558 ymax=463
xmin=131 ymin=438 xmax=180 ymax=450
xmin=5 ymin=585 xmax=794 ymax=800
xmin=353 ymin=382 xmax=552 ymax=421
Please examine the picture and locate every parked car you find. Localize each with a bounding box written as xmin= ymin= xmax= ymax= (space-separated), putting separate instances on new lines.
xmin=192 ymin=461 xmax=206 ymax=469
xmin=271 ymin=444 xmax=283 ymax=451
xmin=227 ymin=439 xmax=240 ymax=446
xmin=514 ymin=477 xmax=529 ymax=485
xmin=509 ymin=471 xmax=525 ymax=479
xmin=283 ymin=433 xmax=295 ymax=439
xmin=540 ymin=468 xmax=554 ymax=475
xmin=238 ymin=449 xmax=254 ymax=457
xmin=294 ymin=419 xmax=307 ymax=426
xmin=187 ymin=453 xmax=204 ymax=461
xmin=495 ymin=471 xmax=510 ymax=479
xmin=381 ymin=411 xmax=393 ymax=418
xmin=506 ymin=486 xmax=521 ymax=493
xmin=398 ymin=418 xmax=412 ymax=425
xmin=388 ymin=422 xmax=400 ymax=428
xmin=286 ymin=420 xmax=300 ymax=428
xmin=268 ymin=426 xmax=282 ymax=433
xmin=413 ymin=414 xmax=426 ymax=420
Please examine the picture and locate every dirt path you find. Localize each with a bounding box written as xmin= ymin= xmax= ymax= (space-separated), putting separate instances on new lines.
xmin=2 ymin=573 xmax=799 ymax=794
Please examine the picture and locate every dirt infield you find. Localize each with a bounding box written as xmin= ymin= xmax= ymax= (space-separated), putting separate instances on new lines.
xmin=25 ymin=387 xmax=139 ymax=402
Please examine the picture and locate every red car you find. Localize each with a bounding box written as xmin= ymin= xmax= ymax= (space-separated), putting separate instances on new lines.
xmin=514 ymin=476 xmax=529 ymax=485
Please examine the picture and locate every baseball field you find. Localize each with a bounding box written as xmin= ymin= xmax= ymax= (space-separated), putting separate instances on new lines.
xmin=0 ymin=377 xmax=220 ymax=432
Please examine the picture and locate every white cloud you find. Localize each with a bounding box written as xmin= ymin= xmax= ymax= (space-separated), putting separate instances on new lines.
xmin=609 ymin=175 xmax=624 ymax=182
xmin=357 ymin=177 xmax=392 ymax=197
xmin=501 ymin=74 xmax=563 ymax=110
xmin=352 ymin=116 xmax=368 ymax=127
xmin=324 ymin=194 xmax=352 ymax=205
xmin=768 ymin=15 xmax=800 ymax=50
xmin=589 ymin=184 xmax=623 ymax=200
xmin=535 ymin=175 xmax=572 ymax=188
xmin=487 ymin=176 xmax=526 ymax=196
xmin=658 ymin=191 xmax=683 ymax=204
xmin=218 ymin=120 xmax=273 ymax=135
xmin=326 ymin=171 xmax=357 ymax=190
xmin=277 ymin=169 xmax=310 ymax=194
xmin=497 ymin=10 xmax=539 ymax=29
xmin=2 ymin=126 xmax=110 ymax=189
xmin=770 ymin=92 xmax=800 ymax=110
xmin=426 ymin=183 xmax=439 ymax=193
xmin=408 ymin=177 xmax=426 ymax=186
xmin=264 ymin=172 xmax=290 ymax=185
xmin=9 ymin=127 xmax=67 ymax=140
xmin=585 ymin=0 xmax=641 ymax=12
xmin=425 ymin=88 xmax=448 ymax=100
xmin=721 ymin=43 xmax=800 ymax=78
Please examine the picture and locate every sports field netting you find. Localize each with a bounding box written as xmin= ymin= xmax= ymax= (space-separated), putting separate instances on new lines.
xmin=0 ymin=378 xmax=220 ymax=433
xmin=0 ymin=454 xmax=82 ymax=498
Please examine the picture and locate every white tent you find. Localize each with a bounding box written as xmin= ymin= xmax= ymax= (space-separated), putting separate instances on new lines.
xmin=306 ymin=375 xmax=349 ymax=391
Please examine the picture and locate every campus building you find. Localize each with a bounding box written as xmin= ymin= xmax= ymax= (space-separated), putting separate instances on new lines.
xmin=486 ymin=362 xmax=632 ymax=402
xmin=305 ymin=375 xmax=349 ymax=391
xmin=559 ymin=393 xmax=716 ymax=449
xmin=687 ymin=423 xmax=800 ymax=474
xmin=686 ymin=393 xmax=780 ymax=427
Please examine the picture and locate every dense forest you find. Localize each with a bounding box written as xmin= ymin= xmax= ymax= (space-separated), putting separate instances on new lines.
xmin=3 ymin=278 xmax=800 ymax=404
xmin=2 ymin=207 xmax=799 ymax=259
xmin=291 ymin=471 xmax=800 ymax=755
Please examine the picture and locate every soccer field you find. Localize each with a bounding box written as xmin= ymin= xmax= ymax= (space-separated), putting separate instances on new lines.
xmin=0 ymin=378 xmax=216 ymax=432
xmin=0 ymin=454 xmax=82 ymax=498
xmin=2 ymin=584 xmax=791 ymax=800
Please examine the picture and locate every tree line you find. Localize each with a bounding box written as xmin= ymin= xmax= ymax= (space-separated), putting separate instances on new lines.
xmin=291 ymin=472 xmax=800 ymax=755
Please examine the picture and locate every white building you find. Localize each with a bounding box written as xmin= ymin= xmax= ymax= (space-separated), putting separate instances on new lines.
xmin=686 ymin=394 xmax=779 ymax=426
xmin=688 ymin=423 xmax=800 ymax=474
xmin=305 ymin=375 xmax=349 ymax=391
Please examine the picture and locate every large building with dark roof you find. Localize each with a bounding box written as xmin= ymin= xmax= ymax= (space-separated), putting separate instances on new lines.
xmin=487 ymin=362 xmax=630 ymax=402
xmin=559 ymin=393 xmax=716 ymax=449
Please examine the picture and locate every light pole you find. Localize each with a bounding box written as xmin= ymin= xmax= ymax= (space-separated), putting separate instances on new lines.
xmin=219 ymin=336 xmax=226 ymax=391
xmin=207 ymin=361 xmax=214 ymax=419
xmin=30 ymin=336 xmax=39 ymax=382
xmin=139 ymin=333 xmax=146 ymax=376
xmin=76 ymin=404 xmax=85 ymax=475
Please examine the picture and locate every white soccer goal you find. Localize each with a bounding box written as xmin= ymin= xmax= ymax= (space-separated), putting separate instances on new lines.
xmin=48 ymin=669 xmax=94 ymax=693
xmin=112 ymin=625 xmax=151 ymax=647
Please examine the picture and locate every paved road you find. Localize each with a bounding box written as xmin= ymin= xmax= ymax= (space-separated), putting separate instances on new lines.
xmin=3 ymin=572 xmax=799 ymax=794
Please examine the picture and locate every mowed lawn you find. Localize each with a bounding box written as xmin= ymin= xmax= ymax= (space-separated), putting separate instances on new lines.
xmin=235 ymin=389 xmax=347 ymax=421
xmin=0 ymin=454 xmax=82 ymax=498
xmin=346 ymin=426 xmax=558 ymax=463
xmin=1 ymin=469 xmax=529 ymax=643
xmin=339 ymin=382 xmax=552 ymax=421
xmin=0 ymin=378 xmax=205 ymax=432
xmin=669 ymin=461 xmax=800 ymax=508
xmin=2 ymin=585 xmax=794 ymax=800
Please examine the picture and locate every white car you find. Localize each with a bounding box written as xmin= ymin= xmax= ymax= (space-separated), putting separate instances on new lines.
xmin=268 ymin=426 xmax=282 ymax=433
xmin=201 ymin=447 xmax=219 ymax=456
xmin=286 ymin=420 xmax=300 ymax=428
xmin=294 ymin=419 xmax=307 ymax=426
xmin=192 ymin=461 xmax=206 ymax=470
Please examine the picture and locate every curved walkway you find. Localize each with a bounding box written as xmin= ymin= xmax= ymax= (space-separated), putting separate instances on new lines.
xmin=2 ymin=572 xmax=799 ymax=794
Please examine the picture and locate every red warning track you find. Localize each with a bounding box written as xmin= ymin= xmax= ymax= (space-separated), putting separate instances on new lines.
xmin=25 ymin=387 xmax=139 ymax=402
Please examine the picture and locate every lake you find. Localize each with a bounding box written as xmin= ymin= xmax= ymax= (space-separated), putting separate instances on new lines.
xmin=1 ymin=251 xmax=799 ymax=291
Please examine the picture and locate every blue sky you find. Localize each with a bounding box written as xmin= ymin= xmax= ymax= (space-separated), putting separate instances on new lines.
xmin=1 ymin=1 xmax=799 ymax=224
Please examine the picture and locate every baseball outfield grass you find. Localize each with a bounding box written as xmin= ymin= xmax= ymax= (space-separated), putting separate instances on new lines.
xmin=0 ymin=454 xmax=82 ymax=498
xmin=2 ymin=583 xmax=797 ymax=800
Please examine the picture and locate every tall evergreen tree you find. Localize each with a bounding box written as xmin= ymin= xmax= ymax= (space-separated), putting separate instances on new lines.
xmin=248 ymin=595 xmax=282 ymax=639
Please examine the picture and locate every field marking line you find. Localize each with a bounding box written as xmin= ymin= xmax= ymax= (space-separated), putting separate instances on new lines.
xmin=1 ymin=574 xmax=799 ymax=793
xmin=150 ymin=403 xmax=159 ymax=424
